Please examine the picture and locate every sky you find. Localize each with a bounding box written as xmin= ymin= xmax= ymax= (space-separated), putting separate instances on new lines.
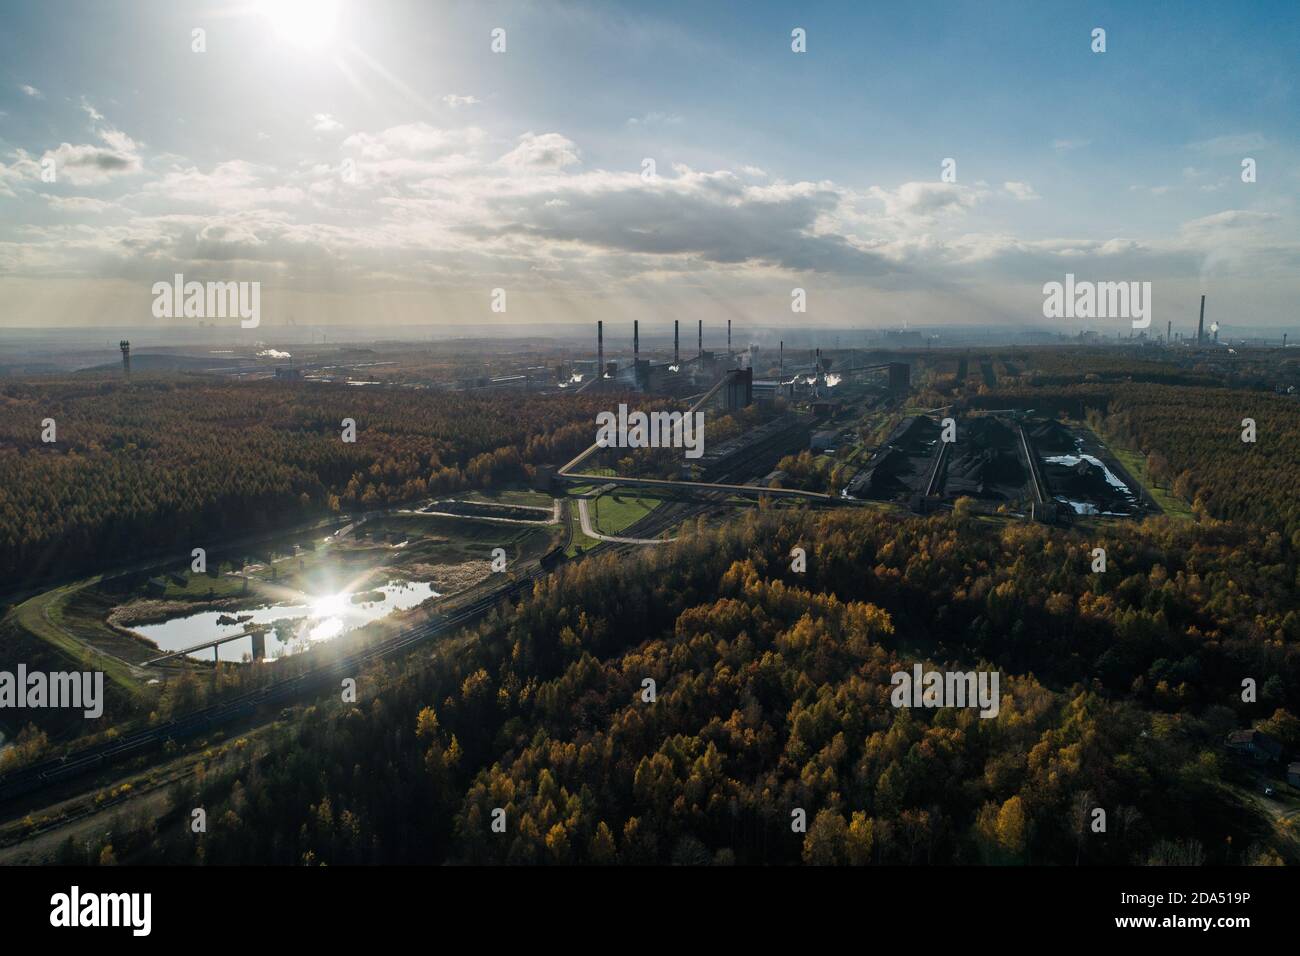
xmin=0 ymin=0 xmax=1297 ymax=336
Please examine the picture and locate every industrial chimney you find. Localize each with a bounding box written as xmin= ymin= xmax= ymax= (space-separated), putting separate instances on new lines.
xmin=597 ymin=320 xmax=604 ymax=378
xmin=1166 ymin=320 xmax=1171 ymax=344
xmin=727 ymin=319 xmax=732 ymax=355
xmin=119 ymin=340 xmax=130 ymax=379
xmin=698 ymin=319 xmax=702 ymax=358
xmin=1197 ymin=295 xmax=1205 ymax=345
xmin=633 ymin=320 xmax=639 ymax=361
xmin=779 ymin=340 xmax=784 ymax=369
xmin=674 ymin=319 xmax=679 ymax=366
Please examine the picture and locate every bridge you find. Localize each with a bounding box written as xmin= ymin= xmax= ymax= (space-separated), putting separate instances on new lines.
xmin=141 ymin=625 xmax=270 ymax=666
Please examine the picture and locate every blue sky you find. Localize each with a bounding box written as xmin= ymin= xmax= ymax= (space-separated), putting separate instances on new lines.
xmin=1 ymin=0 xmax=1296 ymax=331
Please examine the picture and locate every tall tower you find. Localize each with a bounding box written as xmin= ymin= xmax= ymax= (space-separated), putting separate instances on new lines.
xmin=1166 ymin=320 xmax=1171 ymax=344
xmin=779 ymin=340 xmax=784 ymax=370
xmin=633 ymin=320 xmax=639 ymax=361
xmin=119 ymin=340 xmax=130 ymax=378
xmin=697 ymin=319 xmax=702 ymax=359
xmin=727 ymin=319 xmax=732 ymax=355
xmin=597 ymin=321 xmax=603 ymax=378
xmin=1197 ymin=295 xmax=1206 ymax=345
xmin=674 ymin=319 xmax=679 ymax=366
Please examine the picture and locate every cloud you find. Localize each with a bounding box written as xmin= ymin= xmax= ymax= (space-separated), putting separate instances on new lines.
xmin=442 ymin=94 xmax=480 ymax=109
xmin=868 ymin=181 xmax=984 ymax=222
xmin=8 ymin=114 xmax=1298 ymax=305
xmin=626 ymin=112 xmax=683 ymax=127
xmin=0 ymin=153 xmax=41 ymax=198
xmin=20 ymin=84 xmax=43 ymax=99
xmin=498 ymin=132 xmax=582 ymax=169
xmin=1188 ymin=133 xmax=1268 ymax=155
xmin=140 ymin=160 xmax=304 ymax=208
xmin=312 ymin=113 xmax=343 ymax=132
xmin=43 ymin=195 xmax=116 ymax=213
xmin=1051 ymin=138 xmax=1089 ymax=152
xmin=342 ymin=122 xmax=485 ymax=161
xmin=42 ymin=140 xmax=142 ymax=185
xmin=38 ymin=103 xmax=144 ymax=185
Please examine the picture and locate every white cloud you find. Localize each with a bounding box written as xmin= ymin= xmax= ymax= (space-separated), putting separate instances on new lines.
xmin=499 ymin=132 xmax=582 ymax=169
xmin=1003 ymin=181 xmax=1040 ymax=201
xmin=312 ymin=113 xmax=343 ymax=132
xmin=626 ymin=112 xmax=683 ymax=127
xmin=1188 ymin=132 xmax=1268 ymax=154
xmin=20 ymin=84 xmax=42 ymax=99
xmin=442 ymin=94 xmax=480 ymax=109
xmin=43 ymin=195 xmax=115 ymax=213
xmin=1051 ymin=138 xmax=1089 ymax=152
xmin=868 ymin=181 xmax=984 ymax=222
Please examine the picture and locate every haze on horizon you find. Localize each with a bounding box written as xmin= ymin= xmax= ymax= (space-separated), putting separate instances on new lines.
xmin=0 ymin=0 xmax=1297 ymax=334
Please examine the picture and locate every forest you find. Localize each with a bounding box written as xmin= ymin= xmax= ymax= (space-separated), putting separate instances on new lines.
xmin=78 ymin=506 xmax=1299 ymax=865
xmin=967 ymin=380 xmax=1300 ymax=541
xmin=0 ymin=376 xmax=621 ymax=583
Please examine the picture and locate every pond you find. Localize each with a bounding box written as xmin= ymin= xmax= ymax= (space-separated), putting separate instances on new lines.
xmin=131 ymin=580 xmax=440 ymax=662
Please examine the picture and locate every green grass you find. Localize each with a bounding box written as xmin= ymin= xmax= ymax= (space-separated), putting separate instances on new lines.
xmin=464 ymin=488 xmax=554 ymax=508
xmin=8 ymin=580 xmax=146 ymax=697
xmin=1108 ymin=446 xmax=1195 ymax=519
xmin=592 ymin=492 xmax=660 ymax=535
xmin=157 ymin=569 xmax=250 ymax=600
xmin=565 ymin=501 xmax=601 ymax=555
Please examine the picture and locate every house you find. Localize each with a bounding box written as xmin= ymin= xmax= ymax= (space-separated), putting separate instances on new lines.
xmin=1226 ymin=729 xmax=1284 ymax=764
xmin=1288 ymin=762 xmax=1300 ymax=788
xmin=811 ymin=429 xmax=839 ymax=453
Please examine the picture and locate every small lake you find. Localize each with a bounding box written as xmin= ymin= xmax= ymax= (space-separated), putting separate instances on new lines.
xmin=131 ymin=580 xmax=439 ymax=662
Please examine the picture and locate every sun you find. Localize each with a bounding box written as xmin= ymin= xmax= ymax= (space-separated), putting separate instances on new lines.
xmin=310 ymin=592 xmax=348 ymax=618
xmin=257 ymin=0 xmax=342 ymax=51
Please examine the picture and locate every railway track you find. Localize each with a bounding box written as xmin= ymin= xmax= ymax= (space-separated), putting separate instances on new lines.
xmin=0 ymin=446 xmax=772 ymax=809
xmin=0 ymin=573 xmax=539 ymax=805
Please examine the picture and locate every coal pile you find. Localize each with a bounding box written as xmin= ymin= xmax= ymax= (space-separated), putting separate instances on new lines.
xmin=1026 ymin=420 xmax=1076 ymax=454
xmin=846 ymin=416 xmax=942 ymax=500
xmin=945 ymin=447 xmax=1028 ymax=499
xmin=1042 ymin=456 xmax=1137 ymax=515
xmin=885 ymin=415 xmax=941 ymax=452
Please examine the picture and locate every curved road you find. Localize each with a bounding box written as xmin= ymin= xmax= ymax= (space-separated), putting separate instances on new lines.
xmin=576 ymin=498 xmax=676 ymax=545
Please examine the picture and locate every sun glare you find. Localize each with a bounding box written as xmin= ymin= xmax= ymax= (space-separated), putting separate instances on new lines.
xmin=310 ymin=592 xmax=347 ymax=618
xmin=257 ymin=0 xmax=342 ymax=51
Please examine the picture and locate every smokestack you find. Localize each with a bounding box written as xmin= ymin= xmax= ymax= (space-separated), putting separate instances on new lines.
xmin=779 ymin=340 xmax=784 ymax=370
xmin=698 ymin=319 xmax=702 ymax=358
xmin=1167 ymin=320 xmax=1171 ymax=344
xmin=674 ymin=319 xmax=679 ymax=365
xmin=119 ymin=340 xmax=130 ymax=379
xmin=1285 ymin=333 xmax=1289 ymax=348
xmin=597 ymin=320 xmax=604 ymax=378
xmin=727 ymin=319 xmax=731 ymax=354
xmin=633 ymin=320 xmax=639 ymax=363
xmin=1197 ymin=295 xmax=1205 ymax=345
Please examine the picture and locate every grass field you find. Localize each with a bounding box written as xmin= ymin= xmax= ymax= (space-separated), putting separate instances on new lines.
xmin=1107 ymin=446 xmax=1195 ymax=519
xmin=464 ymin=488 xmax=555 ymax=508
xmin=592 ymin=492 xmax=661 ymax=535
xmin=565 ymin=501 xmax=601 ymax=555
xmin=7 ymin=580 xmax=146 ymax=696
